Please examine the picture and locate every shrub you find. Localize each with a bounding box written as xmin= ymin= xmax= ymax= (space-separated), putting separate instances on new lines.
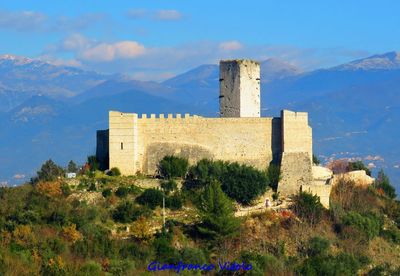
xmin=307 ymin=236 xmax=330 ymax=257
xmin=348 ymin=161 xmax=371 ymax=176
xmin=165 ymin=194 xmax=183 ymax=210
xmin=35 ymin=159 xmax=64 ymax=183
xmin=160 ymin=179 xmax=177 ymax=195
xmin=185 ymin=159 xmax=269 ymax=205
xmin=266 ymin=164 xmax=281 ymax=191
xmin=108 ymin=259 xmax=135 ymax=275
xmin=158 ymin=155 xmax=189 ymax=179
xmin=60 ymin=183 xmax=71 ymax=196
xmin=88 ymin=182 xmax=97 ymax=192
xmin=107 ymin=167 xmax=121 ymax=177
xmin=115 ymin=187 xmax=129 ymax=198
xmin=341 ymin=211 xmax=382 ymax=240
xmin=373 ymin=170 xmax=396 ymax=199
xmin=136 ymin=189 xmax=164 ymax=209
xmin=312 ymin=154 xmax=321 ymax=165
xmin=102 ymin=188 xmax=112 ymax=198
xmin=196 ymin=180 xmax=240 ymax=240
xmin=291 ymin=191 xmax=324 ymax=225
xmin=79 ymin=261 xmax=102 ymax=276
xmin=180 ymin=247 xmax=206 ymax=264
xmin=112 ymin=202 xmax=151 ymax=223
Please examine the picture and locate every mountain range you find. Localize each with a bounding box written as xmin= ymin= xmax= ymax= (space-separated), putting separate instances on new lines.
xmin=0 ymin=52 xmax=399 ymax=193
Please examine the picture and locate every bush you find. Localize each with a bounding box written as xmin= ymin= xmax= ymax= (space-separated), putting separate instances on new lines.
xmin=266 ymin=164 xmax=281 ymax=191
xmin=291 ymin=191 xmax=324 ymax=225
xmin=107 ymin=167 xmax=121 ymax=177
xmin=115 ymin=187 xmax=129 ymax=198
xmin=108 ymin=259 xmax=135 ymax=276
xmin=165 ymin=194 xmax=183 ymax=210
xmin=307 ymin=236 xmax=330 ymax=257
xmin=348 ymin=161 xmax=371 ymax=176
xmin=185 ymin=159 xmax=269 ymax=205
xmin=374 ymin=170 xmax=396 ymax=199
xmin=341 ymin=211 xmax=382 ymax=240
xmin=136 ymin=189 xmax=164 ymax=209
xmin=79 ymin=261 xmax=102 ymax=276
xmin=180 ymin=247 xmax=206 ymax=265
xmin=312 ymin=154 xmax=321 ymax=165
xmin=35 ymin=159 xmax=64 ymax=183
xmin=158 ymin=155 xmax=189 ymax=179
xmin=102 ymin=188 xmax=112 ymax=198
xmin=160 ymin=179 xmax=177 ymax=195
xmin=112 ymin=201 xmax=151 ymax=223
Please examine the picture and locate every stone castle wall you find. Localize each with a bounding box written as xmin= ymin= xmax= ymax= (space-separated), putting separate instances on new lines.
xmin=108 ymin=111 xmax=282 ymax=175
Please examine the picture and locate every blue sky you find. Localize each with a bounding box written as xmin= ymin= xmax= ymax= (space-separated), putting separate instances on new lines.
xmin=1 ymin=0 xmax=399 ymax=80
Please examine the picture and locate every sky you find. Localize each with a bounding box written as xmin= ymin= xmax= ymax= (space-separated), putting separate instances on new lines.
xmin=1 ymin=0 xmax=399 ymax=81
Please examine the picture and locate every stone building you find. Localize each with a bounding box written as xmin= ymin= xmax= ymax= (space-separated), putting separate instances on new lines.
xmin=96 ymin=59 xmax=315 ymax=196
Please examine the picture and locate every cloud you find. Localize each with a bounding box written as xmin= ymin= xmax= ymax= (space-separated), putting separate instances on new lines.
xmin=126 ymin=9 xmax=147 ymax=19
xmin=0 ymin=10 xmax=46 ymax=32
xmin=153 ymin=10 xmax=183 ymax=21
xmin=0 ymin=9 xmax=107 ymax=33
xmin=367 ymin=163 xmax=376 ymax=169
xmin=126 ymin=9 xmax=184 ymax=21
xmin=219 ymin=41 xmax=243 ymax=51
xmin=80 ymin=41 xmax=146 ymax=61
xmin=13 ymin=174 xmax=25 ymax=179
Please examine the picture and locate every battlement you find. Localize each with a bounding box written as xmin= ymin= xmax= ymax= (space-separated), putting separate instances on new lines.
xmin=109 ymin=111 xmax=202 ymax=120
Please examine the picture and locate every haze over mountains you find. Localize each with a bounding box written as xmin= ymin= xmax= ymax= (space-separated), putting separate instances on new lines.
xmin=0 ymin=52 xmax=399 ymax=192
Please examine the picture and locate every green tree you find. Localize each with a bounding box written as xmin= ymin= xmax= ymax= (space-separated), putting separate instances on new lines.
xmin=374 ymin=169 xmax=396 ymax=199
xmin=348 ymin=161 xmax=371 ymax=176
xmin=36 ymin=159 xmax=64 ymax=182
xmin=291 ymin=191 xmax=324 ymax=225
xmin=312 ymin=154 xmax=321 ymax=165
xmin=67 ymin=160 xmax=78 ymax=173
xmin=196 ymin=180 xmax=240 ymax=240
xmin=87 ymin=155 xmax=98 ymax=172
xmin=158 ymin=155 xmax=189 ymax=179
xmin=135 ymin=188 xmax=164 ymax=209
xmin=267 ymin=164 xmax=281 ymax=191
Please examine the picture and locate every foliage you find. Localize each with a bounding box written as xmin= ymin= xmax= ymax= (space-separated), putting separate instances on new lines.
xmin=266 ymin=164 xmax=281 ymax=191
xmin=67 ymin=160 xmax=78 ymax=173
xmin=306 ymin=236 xmax=330 ymax=257
xmin=34 ymin=159 xmax=64 ymax=183
xmin=130 ymin=216 xmax=152 ymax=240
xmin=312 ymin=154 xmax=321 ymax=165
xmin=341 ymin=211 xmax=382 ymax=240
xmin=165 ymin=194 xmax=183 ymax=210
xmin=136 ymin=188 xmax=164 ymax=209
xmin=291 ymin=191 xmax=324 ymax=225
xmin=112 ymin=201 xmax=151 ymax=223
xmin=107 ymin=167 xmax=121 ymax=176
xmin=115 ymin=186 xmax=129 ymax=198
xmin=374 ymin=169 xmax=397 ymax=199
xmin=158 ymin=155 xmax=189 ymax=179
xmin=60 ymin=224 xmax=82 ymax=244
xmin=160 ymin=179 xmax=177 ymax=195
xmin=101 ymin=188 xmax=112 ymax=198
xmin=185 ymin=159 xmax=269 ymax=205
xmin=348 ymin=160 xmax=371 ymax=176
xmin=196 ymin=180 xmax=240 ymax=240
xmin=87 ymin=155 xmax=98 ymax=172
xmin=35 ymin=181 xmax=63 ymax=198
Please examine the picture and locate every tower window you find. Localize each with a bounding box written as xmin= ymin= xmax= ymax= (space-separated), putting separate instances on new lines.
xmin=121 ymin=142 xmax=123 ymax=150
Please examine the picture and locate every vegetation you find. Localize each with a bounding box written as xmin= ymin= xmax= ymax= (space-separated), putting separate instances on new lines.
xmin=32 ymin=159 xmax=64 ymax=183
xmin=158 ymin=155 xmax=189 ymax=179
xmin=0 ymin=158 xmax=398 ymax=275
xmin=313 ymin=154 xmax=321 ymax=165
xmin=67 ymin=160 xmax=78 ymax=173
xmin=185 ymin=159 xmax=269 ymax=205
xmin=107 ymin=167 xmax=121 ymax=177
xmin=348 ymin=160 xmax=372 ymax=176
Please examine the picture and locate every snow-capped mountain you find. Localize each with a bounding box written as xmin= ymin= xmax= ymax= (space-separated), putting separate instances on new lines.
xmin=333 ymin=51 xmax=400 ymax=71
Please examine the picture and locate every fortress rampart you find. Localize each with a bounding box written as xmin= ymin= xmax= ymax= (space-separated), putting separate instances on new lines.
xmin=97 ymin=59 xmax=314 ymax=196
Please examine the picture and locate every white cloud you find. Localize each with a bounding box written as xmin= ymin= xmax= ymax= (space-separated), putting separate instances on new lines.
xmin=62 ymin=33 xmax=91 ymax=51
xmin=219 ymin=41 xmax=243 ymax=51
xmin=153 ymin=10 xmax=183 ymax=21
xmin=126 ymin=9 xmax=147 ymax=19
xmin=81 ymin=41 xmax=146 ymax=62
xmin=367 ymin=163 xmax=376 ymax=169
xmin=13 ymin=174 xmax=25 ymax=179
xmin=0 ymin=10 xmax=46 ymax=31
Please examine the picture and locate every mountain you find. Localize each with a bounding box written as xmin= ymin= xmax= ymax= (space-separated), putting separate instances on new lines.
xmin=0 ymin=54 xmax=111 ymax=111
xmin=0 ymin=52 xmax=399 ymax=193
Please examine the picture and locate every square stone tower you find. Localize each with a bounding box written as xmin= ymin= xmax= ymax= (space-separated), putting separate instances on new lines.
xmin=219 ymin=59 xmax=261 ymax=117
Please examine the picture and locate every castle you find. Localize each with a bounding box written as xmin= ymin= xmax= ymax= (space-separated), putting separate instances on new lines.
xmin=96 ymin=59 xmax=318 ymax=197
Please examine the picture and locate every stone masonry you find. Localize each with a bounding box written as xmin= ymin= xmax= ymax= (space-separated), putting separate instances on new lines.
xmin=96 ymin=59 xmax=318 ymax=198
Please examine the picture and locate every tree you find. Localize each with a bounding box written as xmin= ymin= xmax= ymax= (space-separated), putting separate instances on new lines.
xmin=267 ymin=164 xmax=281 ymax=191
xmin=374 ymin=170 xmax=396 ymax=199
xmin=87 ymin=155 xmax=99 ymax=172
xmin=291 ymin=191 xmax=324 ymax=225
xmin=131 ymin=216 xmax=152 ymax=240
xmin=312 ymin=154 xmax=321 ymax=165
xmin=196 ymin=180 xmax=240 ymax=240
xmin=36 ymin=159 xmax=64 ymax=182
xmin=67 ymin=160 xmax=78 ymax=173
xmin=135 ymin=189 xmax=164 ymax=209
xmin=158 ymin=155 xmax=189 ymax=179
xmin=348 ymin=161 xmax=371 ymax=176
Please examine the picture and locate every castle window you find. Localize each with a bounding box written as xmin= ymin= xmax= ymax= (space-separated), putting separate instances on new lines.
xmin=121 ymin=142 xmax=123 ymax=150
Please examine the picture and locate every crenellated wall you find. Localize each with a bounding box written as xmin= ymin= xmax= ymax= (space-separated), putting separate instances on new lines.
xmin=107 ymin=111 xmax=282 ymax=175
